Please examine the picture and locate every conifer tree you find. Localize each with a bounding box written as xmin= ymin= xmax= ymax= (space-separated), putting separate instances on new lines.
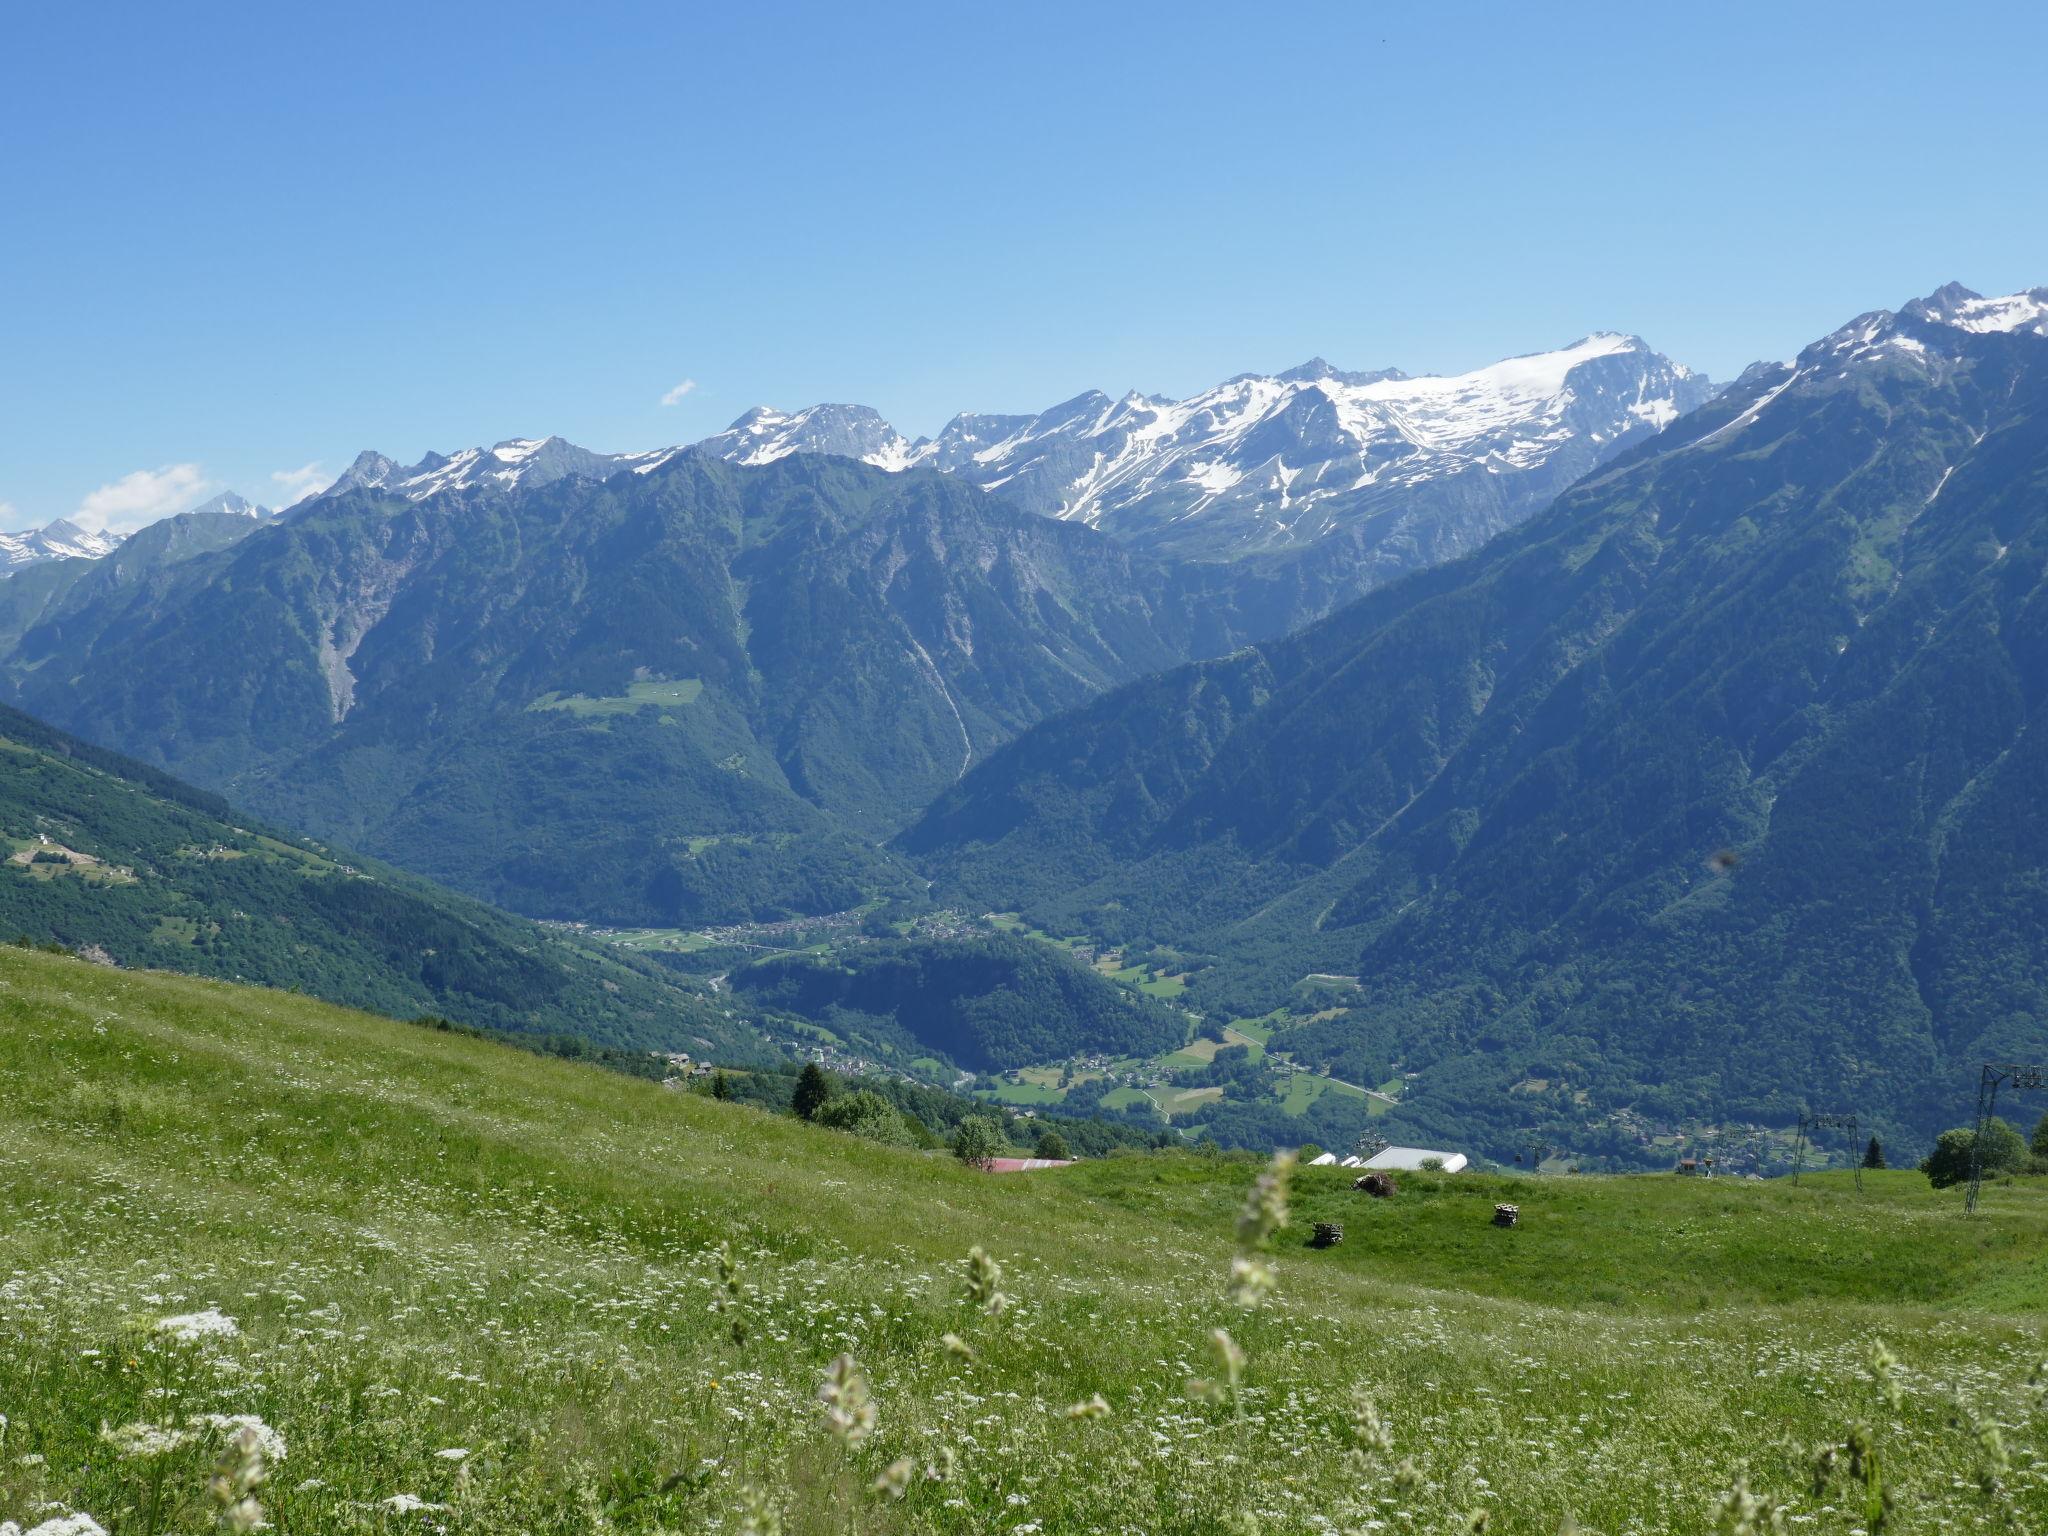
xmin=792 ymin=1061 xmax=835 ymax=1121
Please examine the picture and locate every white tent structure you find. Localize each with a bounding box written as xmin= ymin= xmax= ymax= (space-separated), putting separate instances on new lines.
xmin=1360 ymin=1146 xmax=1468 ymax=1173
xmin=1305 ymin=1151 xmax=1339 ymax=1166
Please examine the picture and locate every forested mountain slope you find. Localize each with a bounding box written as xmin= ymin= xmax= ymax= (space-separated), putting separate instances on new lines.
xmin=728 ymin=933 xmax=1185 ymax=1070
xmin=903 ymin=285 xmax=2048 ymax=1156
xmin=0 ymin=456 xmax=1320 ymax=926
xmin=0 ymin=700 xmax=752 ymax=1054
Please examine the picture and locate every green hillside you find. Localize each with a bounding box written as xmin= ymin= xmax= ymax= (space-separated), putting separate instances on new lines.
xmin=903 ymin=298 xmax=2048 ymax=1164
xmin=0 ymin=700 xmax=752 ymax=1056
xmin=5 ymin=944 xmax=2047 ymax=1533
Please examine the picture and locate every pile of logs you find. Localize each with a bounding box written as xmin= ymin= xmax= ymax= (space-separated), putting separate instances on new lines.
xmin=1310 ymin=1221 xmax=1344 ymax=1249
xmin=1354 ymin=1172 xmax=1397 ymax=1198
xmin=1493 ymin=1203 xmax=1520 ymax=1228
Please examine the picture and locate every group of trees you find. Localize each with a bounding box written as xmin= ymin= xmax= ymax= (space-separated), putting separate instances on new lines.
xmin=1919 ymin=1115 xmax=2048 ymax=1189
xmin=756 ymin=1059 xmax=1146 ymax=1162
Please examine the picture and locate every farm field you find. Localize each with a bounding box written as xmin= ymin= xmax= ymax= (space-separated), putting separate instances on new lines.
xmin=4 ymin=945 xmax=2047 ymax=1533
xmin=527 ymin=678 xmax=706 ymax=716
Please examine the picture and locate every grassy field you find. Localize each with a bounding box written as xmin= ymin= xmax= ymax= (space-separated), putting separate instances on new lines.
xmin=1275 ymin=1071 xmax=1370 ymax=1117
xmin=5 ymin=946 xmax=2048 ymax=1534
xmin=527 ymin=678 xmax=705 ymax=716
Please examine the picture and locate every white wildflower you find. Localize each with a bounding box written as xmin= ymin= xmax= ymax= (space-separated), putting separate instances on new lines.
xmin=378 ymin=1494 xmax=448 ymax=1514
xmin=98 ymin=1422 xmax=193 ymax=1459
xmin=18 ymin=1518 xmax=110 ymax=1536
xmin=156 ymin=1309 xmax=240 ymax=1343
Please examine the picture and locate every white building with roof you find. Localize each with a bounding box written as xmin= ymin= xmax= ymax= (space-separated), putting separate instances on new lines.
xmin=1360 ymin=1146 xmax=1468 ymax=1173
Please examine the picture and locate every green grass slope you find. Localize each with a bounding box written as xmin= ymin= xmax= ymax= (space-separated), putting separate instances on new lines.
xmin=4 ymin=946 xmax=2047 ymax=1533
xmin=0 ymin=701 xmax=753 ymax=1055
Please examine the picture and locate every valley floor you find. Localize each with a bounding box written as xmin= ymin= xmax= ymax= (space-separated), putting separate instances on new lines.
xmin=3 ymin=947 xmax=2046 ymax=1534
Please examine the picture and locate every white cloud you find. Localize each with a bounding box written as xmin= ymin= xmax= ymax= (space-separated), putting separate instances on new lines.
xmin=270 ymin=461 xmax=330 ymax=505
xmin=660 ymin=378 xmax=699 ymax=407
xmin=0 ymin=501 xmax=17 ymax=530
xmin=74 ymin=463 xmax=213 ymax=535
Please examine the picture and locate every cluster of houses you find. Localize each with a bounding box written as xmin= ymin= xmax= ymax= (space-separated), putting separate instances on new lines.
xmin=1306 ymin=1146 xmax=1470 ymax=1173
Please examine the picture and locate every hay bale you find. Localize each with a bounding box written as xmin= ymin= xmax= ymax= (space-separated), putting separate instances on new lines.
xmin=1354 ymin=1171 xmax=1397 ymax=1198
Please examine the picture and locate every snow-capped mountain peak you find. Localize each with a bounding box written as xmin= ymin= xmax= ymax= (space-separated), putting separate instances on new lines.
xmin=1901 ymin=281 xmax=2048 ymax=337
xmin=685 ymin=333 xmax=1715 ymax=562
xmin=0 ymin=516 xmax=124 ymax=573
xmin=304 ymin=331 xmax=1716 ymax=578
xmin=692 ymin=404 xmax=927 ymax=473
xmin=186 ymin=491 xmax=272 ymax=520
xmin=1793 ymin=283 xmax=2048 ymax=381
xmin=321 ymin=436 xmax=653 ymax=504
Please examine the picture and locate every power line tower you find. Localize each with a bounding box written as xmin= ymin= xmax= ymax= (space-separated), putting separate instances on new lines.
xmin=1968 ymin=1063 xmax=2048 ymax=1214
xmin=1791 ymin=1111 xmax=1861 ymax=1192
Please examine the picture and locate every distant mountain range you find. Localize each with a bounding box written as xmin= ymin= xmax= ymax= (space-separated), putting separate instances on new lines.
xmin=263 ymin=331 xmax=1715 ymax=590
xmin=0 ymin=455 xmax=1343 ymax=929
xmin=0 ymin=517 xmax=120 ymax=572
xmin=901 ymin=284 xmax=2048 ymax=1155
xmin=694 ymin=334 xmax=1716 ymax=565
xmin=12 ymin=285 xmax=2048 ymax=1159
xmin=0 ymin=492 xmax=272 ymax=575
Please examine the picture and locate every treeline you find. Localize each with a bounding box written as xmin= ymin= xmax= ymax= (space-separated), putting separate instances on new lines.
xmin=699 ymin=1057 xmax=1173 ymax=1158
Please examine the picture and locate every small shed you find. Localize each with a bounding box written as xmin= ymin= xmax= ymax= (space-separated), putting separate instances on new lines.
xmin=1360 ymin=1146 xmax=1469 ymax=1174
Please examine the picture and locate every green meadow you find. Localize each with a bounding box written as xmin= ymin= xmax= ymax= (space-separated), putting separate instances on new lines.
xmin=4 ymin=945 xmax=2047 ymax=1534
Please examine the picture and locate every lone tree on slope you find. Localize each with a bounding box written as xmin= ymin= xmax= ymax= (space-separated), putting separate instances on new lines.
xmin=952 ymin=1115 xmax=1007 ymax=1171
xmin=792 ymin=1061 xmax=836 ymax=1121
xmin=1921 ymin=1117 xmax=2026 ymax=1189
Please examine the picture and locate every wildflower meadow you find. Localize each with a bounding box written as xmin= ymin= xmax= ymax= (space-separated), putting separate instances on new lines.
xmin=4 ymin=946 xmax=2046 ymax=1533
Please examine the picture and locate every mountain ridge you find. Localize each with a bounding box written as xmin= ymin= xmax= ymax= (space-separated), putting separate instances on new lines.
xmin=0 ymin=454 xmax=1335 ymax=928
xmin=898 ymin=284 xmax=2048 ymax=1158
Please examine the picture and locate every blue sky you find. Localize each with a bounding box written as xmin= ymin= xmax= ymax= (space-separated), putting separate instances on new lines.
xmin=4 ymin=0 xmax=2044 ymax=532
